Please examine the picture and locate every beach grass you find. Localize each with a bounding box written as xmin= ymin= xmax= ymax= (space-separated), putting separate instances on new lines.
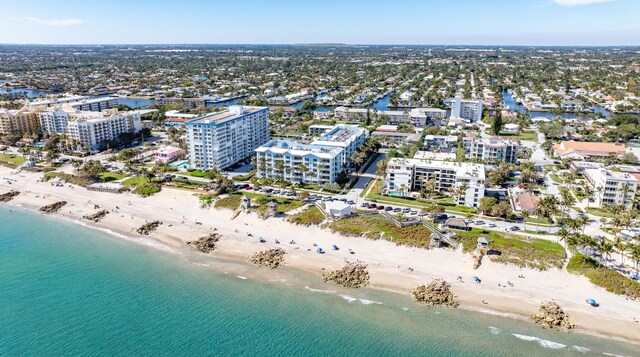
xmin=214 ymin=192 xmax=304 ymax=214
xmin=567 ymin=253 xmax=640 ymax=299
xmin=286 ymin=205 xmax=325 ymax=226
xmin=322 ymin=215 xmax=433 ymax=248
xmin=0 ymin=153 xmax=26 ymax=166
xmin=214 ymin=194 xmax=242 ymax=210
xmin=122 ymin=176 xmax=161 ymax=197
xmin=43 ymin=172 xmax=92 ymax=186
xmin=455 ymin=228 xmax=565 ymax=270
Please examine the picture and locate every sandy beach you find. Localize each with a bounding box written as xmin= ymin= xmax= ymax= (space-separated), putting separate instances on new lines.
xmin=1 ymin=165 xmax=639 ymax=344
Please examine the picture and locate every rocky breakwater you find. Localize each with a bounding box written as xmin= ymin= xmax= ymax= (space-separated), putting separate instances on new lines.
xmin=531 ymin=301 xmax=575 ymax=329
xmin=187 ymin=233 xmax=222 ymax=253
xmin=0 ymin=190 xmax=20 ymax=203
xmin=250 ymin=248 xmax=286 ymax=269
xmin=136 ymin=221 xmax=162 ymax=235
xmin=412 ymin=279 xmax=459 ymax=308
xmin=39 ymin=201 xmax=67 ymax=214
xmin=323 ymin=263 xmax=370 ymax=288
xmin=82 ymin=210 xmax=109 ymax=223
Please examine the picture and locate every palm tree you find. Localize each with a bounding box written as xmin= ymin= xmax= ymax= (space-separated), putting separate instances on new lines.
xmin=630 ymin=242 xmax=640 ymax=273
xmin=557 ymin=227 xmax=570 ymax=258
xmin=613 ymin=236 xmax=626 ymax=266
xmin=522 ymin=210 xmax=529 ymax=232
xmin=598 ymin=240 xmax=614 ymax=276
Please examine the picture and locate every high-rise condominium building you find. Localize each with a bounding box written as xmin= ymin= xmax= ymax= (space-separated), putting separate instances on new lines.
xmin=186 ymin=106 xmax=269 ymax=170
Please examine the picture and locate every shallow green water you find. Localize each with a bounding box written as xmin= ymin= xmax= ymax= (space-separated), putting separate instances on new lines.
xmin=0 ymin=207 xmax=637 ymax=356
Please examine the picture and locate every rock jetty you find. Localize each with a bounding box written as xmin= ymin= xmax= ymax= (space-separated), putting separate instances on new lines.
xmin=0 ymin=191 xmax=20 ymax=203
xmin=136 ymin=221 xmax=162 ymax=235
xmin=323 ymin=263 xmax=370 ymax=288
xmin=82 ymin=210 xmax=109 ymax=223
xmin=39 ymin=201 xmax=67 ymax=214
xmin=412 ymin=279 xmax=459 ymax=308
xmin=531 ymin=301 xmax=575 ymax=329
xmin=250 ymin=248 xmax=286 ymax=269
xmin=187 ymin=233 xmax=221 ymax=253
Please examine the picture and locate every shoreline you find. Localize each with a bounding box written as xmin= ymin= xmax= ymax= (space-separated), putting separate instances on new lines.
xmin=1 ymin=166 xmax=639 ymax=345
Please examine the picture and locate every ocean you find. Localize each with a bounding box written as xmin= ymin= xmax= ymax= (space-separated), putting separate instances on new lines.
xmin=0 ymin=206 xmax=638 ymax=356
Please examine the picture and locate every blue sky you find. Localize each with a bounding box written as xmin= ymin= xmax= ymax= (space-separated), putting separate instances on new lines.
xmin=1 ymin=0 xmax=638 ymax=45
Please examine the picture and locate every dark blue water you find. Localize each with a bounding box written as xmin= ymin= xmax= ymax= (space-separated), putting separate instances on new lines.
xmin=501 ymin=90 xmax=611 ymax=119
xmin=0 ymin=87 xmax=49 ymax=98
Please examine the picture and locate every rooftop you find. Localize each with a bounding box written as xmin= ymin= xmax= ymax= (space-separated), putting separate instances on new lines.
xmin=388 ymin=157 xmax=485 ymax=179
xmin=188 ymin=105 xmax=266 ymax=125
xmin=256 ymin=140 xmax=342 ymax=159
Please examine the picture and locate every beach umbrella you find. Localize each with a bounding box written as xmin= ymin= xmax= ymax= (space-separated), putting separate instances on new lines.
xmin=332 ymin=244 xmax=339 ymax=250
xmin=586 ymin=299 xmax=597 ymax=306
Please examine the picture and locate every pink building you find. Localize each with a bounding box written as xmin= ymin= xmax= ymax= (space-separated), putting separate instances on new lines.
xmin=154 ymin=146 xmax=185 ymax=162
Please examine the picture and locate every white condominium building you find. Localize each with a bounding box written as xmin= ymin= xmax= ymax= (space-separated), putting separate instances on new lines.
xmin=450 ymin=96 xmax=483 ymax=122
xmin=311 ymin=125 xmax=368 ymax=167
xmin=39 ymin=109 xmax=72 ymax=134
xmin=334 ymin=107 xmax=445 ymax=127
xmin=26 ymin=95 xmax=119 ymax=112
xmin=255 ymin=125 xmax=368 ymax=184
xmin=385 ymin=158 xmax=485 ymax=208
xmin=463 ymin=135 xmax=519 ymax=163
xmin=255 ymin=141 xmax=343 ymax=185
xmin=66 ymin=110 xmax=141 ymax=152
xmin=186 ymin=106 xmax=269 ymax=170
xmin=583 ymin=168 xmax=638 ymax=208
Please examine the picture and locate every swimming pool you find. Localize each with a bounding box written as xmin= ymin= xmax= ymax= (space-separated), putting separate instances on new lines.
xmin=170 ymin=160 xmax=189 ymax=168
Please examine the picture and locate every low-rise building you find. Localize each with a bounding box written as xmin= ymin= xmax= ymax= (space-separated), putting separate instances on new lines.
xmin=308 ymin=124 xmax=334 ymax=136
xmin=552 ymin=140 xmax=627 ymax=160
xmin=26 ymin=95 xmax=119 ymax=112
xmin=371 ymin=125 xmax=421 ymax=146
xmin=153 ymin=146 xmax=185 ymax=162
xmin=423 ymin=135 xmax=458 ymax=150
xmin=583 ymin=168 xmax=638 ymax=207
xmin=385 ymin=158 xmax=485 ymax=208
xmin=463 ymin=136 xmax=518 ymax=163
xmin=334 ymin=107 xmax=445 ymax=126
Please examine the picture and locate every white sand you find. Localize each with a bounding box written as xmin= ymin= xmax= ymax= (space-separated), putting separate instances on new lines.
xmin=1 ymin=166 xmax=639 ymax=344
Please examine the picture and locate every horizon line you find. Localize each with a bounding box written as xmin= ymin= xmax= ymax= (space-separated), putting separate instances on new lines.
xmin=1 ymin=43 xmax=640 ymax=48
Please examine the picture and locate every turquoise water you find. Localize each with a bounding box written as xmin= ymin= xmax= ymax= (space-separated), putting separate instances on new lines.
xmin=0 ymin=207 xmax=638 ymax=356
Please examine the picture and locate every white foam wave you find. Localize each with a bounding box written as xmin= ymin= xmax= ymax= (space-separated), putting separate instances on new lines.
xmin=236 ymin=275 xmax=248 ymax=280
xmin=358 ymin=298 xmax=382 ymax=305
xmin=512 ymin=334 xmax=567 ymax=349
xmin=339 ymin=294 xmax=382 ymax=305
xmin=402 ymin=307 xmax=410 ymax=312
xmin=340 ymin=294 xmax=358 ymax=303
xmin=304 ymin=286 xmax=336 ymax=294
xmin=571 ymin=346 xmax=590 ymax=353
xmin=488 ymin=326 xmax=502 ymax=335
xmin=602 ymin=353 xmax=625 ymax=357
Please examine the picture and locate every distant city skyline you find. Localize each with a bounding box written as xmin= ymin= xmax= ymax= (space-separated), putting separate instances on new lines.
xmin=1 ymin=0 xmax=639 ymax=46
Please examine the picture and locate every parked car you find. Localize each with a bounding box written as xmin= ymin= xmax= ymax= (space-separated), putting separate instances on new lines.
xmin=376 ymin=205 xmax=385 ymax=210
xmin=360 ymin=202 xmax=368 ymax=207
xmin=384 ymin=206 xmax=393 ymax=211
xmin=393 ymin=207 xmax=402 ymax=212
xmin=488 ymin=223 xmax=497 ymax=228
